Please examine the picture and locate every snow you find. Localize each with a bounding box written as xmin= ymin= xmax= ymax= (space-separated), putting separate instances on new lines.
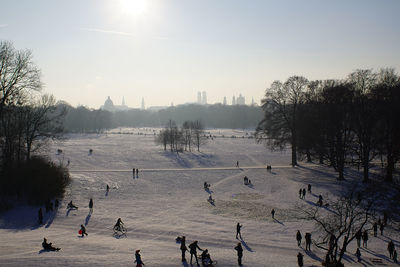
xmin=0 ymin=128 xmax=398 ymax=266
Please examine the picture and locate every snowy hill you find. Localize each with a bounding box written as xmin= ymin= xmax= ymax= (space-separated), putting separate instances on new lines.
xmin=0 ymin=128 xmax=398 ymax=266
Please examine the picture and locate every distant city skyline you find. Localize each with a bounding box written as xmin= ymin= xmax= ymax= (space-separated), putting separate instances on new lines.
xmin=1 ymin=0 xmax=400 ymax=109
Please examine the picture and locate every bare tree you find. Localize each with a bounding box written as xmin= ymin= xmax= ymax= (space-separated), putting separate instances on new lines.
xmin=298 ymin=187 xmax=377 ymax=265
xmin=192 ymin=120 xmax=205 ymax=152
xmin=256 ymin=76 xmax=309 ymax=166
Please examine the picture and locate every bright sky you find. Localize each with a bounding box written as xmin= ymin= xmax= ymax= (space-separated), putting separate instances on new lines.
xmin=1 ymin=0 xmax=400 ymax=109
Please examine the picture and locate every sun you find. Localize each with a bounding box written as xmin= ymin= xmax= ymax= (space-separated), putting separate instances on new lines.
xmin=119 ymin=0 xmax=148 ymax=17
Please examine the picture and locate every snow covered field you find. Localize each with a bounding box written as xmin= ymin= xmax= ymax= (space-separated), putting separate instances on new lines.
xmin=0 ymin=128 xmax=399 ymax=267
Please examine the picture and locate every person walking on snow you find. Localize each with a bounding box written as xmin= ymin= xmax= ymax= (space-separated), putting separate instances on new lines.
xmin=297 ymin=252 xmax=304 ymax=267
xmin=296 ymin=230 xmax=302 ymax=247
xmin=236 ymin=222 xmax=242 ymax=239
xmin=236 ymin=161 xmax=239 ymax=168
xmin=380 ymin=223 xmax=385 ymax=235
xmin=234 ymin=242 xmax=243 ymax=266
xmin=305 ymin=233 xmax=312 ymax=251
xmin=135 ymin=250 xmax=145 ymax=267
xmin=302 ymin=188 xmax=306 ymax=199
xmin=362 ymin=230 xmax=368 ymax=248
xmin=388 ymin=240 xmax=395 ymax=259
xmin=271 ymin=209 xmax=275 ymax=219
xmin=188 ymin=240 xmax=203 ymax=266
xmin=89 ymin=198 xmax=93 ymax=213
xmin=373 ymin=222 xmax=377 ymax=237
xmin=355 ymin=229 xmax=362 ymax=248
xmin=180 ymin=236 xmax=187 ymax=262
xmin=80 ymin=224 xmax=88 ymax=237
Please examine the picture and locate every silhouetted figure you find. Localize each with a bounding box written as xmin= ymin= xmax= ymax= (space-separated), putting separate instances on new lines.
xmin=135 ymin=249 xmax=144 ymax=267
xmin=89 ymin=198 xmax=93 ymax=213
xmin=267 ymin=165 xmax=272 ymax=172
xmin=271 ymin=209 xmax=275 ymax=219
xmin=302 ymin=188 xmax=306 ymax=199
xmin=236 ymin=161 xmax=239 ymax=168
xmin=42 ymin=238 xmax=60 ymax=251
xmin=89 ymin=149 xmax=93 ymax=155
xmin=114 ymin=218 xmax=125 ymax=233
xmin=67 ymin=201 xmax=78 ymax=209
xmin=106 ymin=184 xmax=110 ymax=193
xmin=317 ymin=195 xmax=323 ymax=206
xmin=180 ymin=236 xmax=187 ymax=262
xmin=132 ymin=168 xmax=135 ymax=178
xmin=355 ymin=230 xmax=362 ymax=248
xmin=373 ymin=222 xmax=377 ymax=237
xmin=305 ymin=233 xmax=312 ymax=251
xmin=307 ymin=184 xmax=311 ymax=193
xmin=208 ymin=194 xmax=214 ymax=204
xmin=297 ymin=252 xmax=304 ymax=267
xmin=362 ymin=230 xmax=368 ymax=248
xmin=136 ymin=168 xmax=139 ymax=177
xmin=388 ymin=240 xmax=395 ymax=259
xmin=299 ymin=189 xmax=302 ymax=199
xmin=38 ymin=208 xmax=43 ymax=225
xmin=394 ymin=249 xmax=398 ymax=263
xmin=234 ymin=242 xmax=243 ymax=266
xmin=355 ymin=248 xmax=361 ymax=262
xmin=236 ymin=222 xmax=242 ymax=239
xmin=296 ymin=230 xmax=302 ymax=247
xmin=380 ymin=223 xmax=385 ymax=235
xmin=80 ymin=224 xmax=88 ymax=237
xmin=383 ymin=212 xmax=388 ymax=226
xmin=243 ymin=176 xmax=248 ymax=185
xmin=189 ymin=241 xmax=203 ymax=266
xmin=201 ymin=249 xmax=213 ymax=266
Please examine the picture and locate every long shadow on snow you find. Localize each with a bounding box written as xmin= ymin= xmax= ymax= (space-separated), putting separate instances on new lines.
xmin=162 ymin=151 xmax=217 ymax=168
xmin=304 ymin=249 xmax=322 ymax=262
xmin=85 ymin=213 xmax=91 ymax=225
xmin=240 ymin=239 xmax=254 ymax=252
xmin=273 ymin=218 xmax=284 ymax=226
xmin=0 ymin=206 xmax=55 ymax=230
xmin=304 ymin=200 xmax=338 ymax=215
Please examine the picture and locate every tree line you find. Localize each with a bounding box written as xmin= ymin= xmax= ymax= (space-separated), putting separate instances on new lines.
xmin=60 ymin=103 xmax=263 ymax=133
xmin=155 ymin=120 xmax=206 ymax=152
xmin=0 ymin=41 xmax=69 ymax=208
xmin=256 ymin=69 xmax=400 ymax=183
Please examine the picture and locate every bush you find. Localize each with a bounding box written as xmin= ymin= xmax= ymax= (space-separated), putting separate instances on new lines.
xmin=0 ymin=156 xmax=70 ymax=208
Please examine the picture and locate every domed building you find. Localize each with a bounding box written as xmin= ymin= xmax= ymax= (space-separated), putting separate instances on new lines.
xmin=103 ymin=96 xmax=114 ymax=111
xmin=101 ymin=96 xmax=130 ymax=112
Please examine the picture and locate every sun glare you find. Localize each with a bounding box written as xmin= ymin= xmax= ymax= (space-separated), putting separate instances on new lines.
xmin=119 ymin=0 xmax=147 ymax=17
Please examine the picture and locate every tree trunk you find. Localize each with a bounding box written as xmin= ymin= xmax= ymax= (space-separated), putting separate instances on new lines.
xmin=385 ymin=152 xmax=394 ymax=183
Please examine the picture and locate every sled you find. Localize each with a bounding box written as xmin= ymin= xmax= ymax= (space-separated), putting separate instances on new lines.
xmin=197 ymin=255 xmax=218 ymax=267
xmin=79 ymin=229 xmax=83 ymax=235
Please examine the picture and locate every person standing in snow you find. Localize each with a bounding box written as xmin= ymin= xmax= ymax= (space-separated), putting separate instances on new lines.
xmin=38 ymin=208 xmax=43 ymax=225
xmin=136 ymin=168 xmax=139 ymax=177
xmin=380 ymin=223 xmax=385 ymax=235
xmin=299 ymin=189 xmax=302 ymax=199
xmin=373 ymin=222 xmax=377 ymax=237
xmin=236 ymin=161 xmax=239 ymax=168
xmin=394 ymin=249 xmax=398 ymax=263
xmin=302 ymin=188 xmax=306 ymax=199
xmin=89 ymin=198 xmax=93 ymax=213
xmin=132 ymin=168 xmax=135 ymax=179
xmin=236 ymin=222 xmax=242 ymax=239
xmin=234 ymin=242 xmax=243 ymax=266
xmin=307 ymin=184 xmax=312 ymax=193
xmin=188 ymin=240 xmax=203 ymax=266
xmin=297 ymin=252 xmax=304 ymax=267
xmin=271 ymin=209 xmax=275 ymax=219
xmin=296 ymin=230 xmax=302 ymax=247
xmin=180 ymin=236 xmax=187 ymax=262
xmin=355 ymin=229 xmax=362 ymax=248
xmin=135 ymin=249 xmax=145 ymax=267
xmin=305 ymin=233 xmax=312 ymax=251
xmin=362 ymin=230 xmax=368 ymax=248
xmin=80 ymin=224 xmax=88 ymax=237
xmin=388 ymin=240 xmax=395 ymax=259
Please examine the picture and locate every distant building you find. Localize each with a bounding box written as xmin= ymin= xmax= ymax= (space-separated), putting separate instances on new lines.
xmin=232 ymin=96 xmax=236 ymax=105
xmin=141 ymin=97 xmax=145 ymax=110
xmin=101 ymin=96 xmax=129 ymax=112
xmin=251 ymin=97 xmax=255 ymax=106
xmin=202 ymin=91 xmax=207 ymax=105
xmin=197 ymin=92 xmax=202 ymax=104
xmin=237 ymin=94 xmax=245 ymax=105
xmin=223 ymin=96 xmax=227 ymax=105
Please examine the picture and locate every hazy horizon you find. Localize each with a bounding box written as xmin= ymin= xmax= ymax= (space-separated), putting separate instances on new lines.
xmin=1 ymin=0 xmax=400 ymax=109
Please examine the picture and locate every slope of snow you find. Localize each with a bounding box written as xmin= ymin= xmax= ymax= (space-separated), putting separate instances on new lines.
xmin=0 ymin=128 xmax=398 ymax=266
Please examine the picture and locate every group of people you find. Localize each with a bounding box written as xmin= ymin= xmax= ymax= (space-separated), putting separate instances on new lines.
xmin=38 ymin=199 xmax=60 ymax=225
xmin=243 ymin=176 xmax=251 ymax=185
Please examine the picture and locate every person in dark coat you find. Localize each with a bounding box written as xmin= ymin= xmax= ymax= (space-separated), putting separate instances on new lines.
xmin=362 ymin=230 xmax=368 ymax=248
xmin=373 ymin=222 xmax=378 ymax=237
xmin=307 ymin=184 xmax=312 ymax=193
xmin=234 ymin=242 xmax=243 ymax=266
xmin=67 ymin=201 xmax=78 ymax=209
xmin=180 ymin=236 xmax=187 ymax=262
xmin=394 ymin=249 xmax=398 ymax=263
xmin=297 ymin=252 xmax=304 ymax=267
xmin=355 ymin=248 xmax=361 ymax=262
xmin=271 ymin=209 xmax=275 ymax=219
xmin=136 ymin=168 xmax=139 ymax=177
xmin=80 ymin=224 xmax=88 ymax=237
xmin=38 ymin=208 xmax=43 ymax=225
xmin=383 ymin=212 xmax=388 ymax=226
xmin=302 ymin=188 xmax=306 ymax=199
xmin=299 ymin=189 xmax=302 ymax=199
xmin=236 ymin=222 xmax=242 ymax=239
xmin=296 ymin=230 xmax=302 ymax=247
xmin=305 ymin=233 xmax=312 ymax=251
xmin=132 ymin=168 xmax=135 ymax=178
xmin=89 ymin=198 xmax=93 ymax=213
xmin=388 ymin=240 xmax=395 ymax=259
xmin=355 ymin=229 xmax=362 ymax=248
xmin=380 ymin=223 xmax=385 ymax=235
xmin=201 ymin=249 xmax=213 ymax=266
xmin=106 ymin=184 xmax=110 ymax=192
xmin=135 ymin=249 xmax=144 ymax=267
xmin=189 ymin=240 xmax=203 ymax=266
xmin=42 ymin=238 xmax=60 ymax=251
